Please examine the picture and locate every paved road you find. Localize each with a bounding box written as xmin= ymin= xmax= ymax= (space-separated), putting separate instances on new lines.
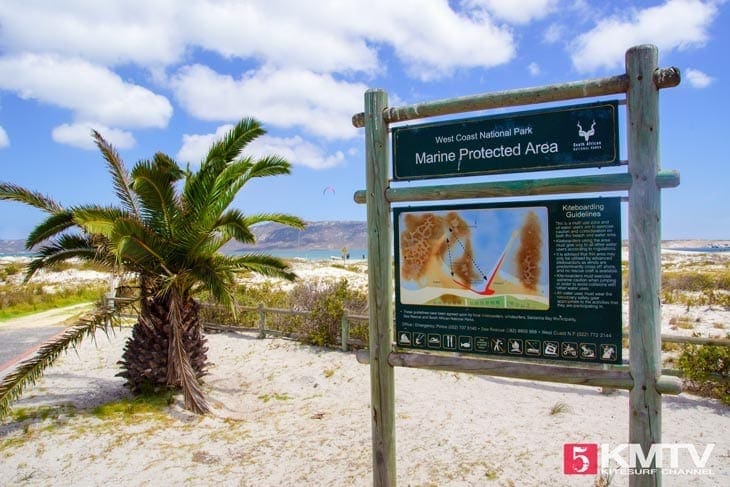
xmin=0 ymin=304 xmax=93 ymax=374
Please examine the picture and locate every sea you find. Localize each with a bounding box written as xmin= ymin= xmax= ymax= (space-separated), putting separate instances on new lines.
xmin=1 ymin=249 xmax=370 ymax=261
xmin=667 ymin=246 xmax=730 ymax=253
xmin=248 ymin=248 xmax=369 ymax=261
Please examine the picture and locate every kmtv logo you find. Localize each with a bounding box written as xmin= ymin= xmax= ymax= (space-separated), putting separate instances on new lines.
xmin=564 ymin=443 xmax=715 ymax=475
xmin=564 ymin=443 xmax=598 ymax=474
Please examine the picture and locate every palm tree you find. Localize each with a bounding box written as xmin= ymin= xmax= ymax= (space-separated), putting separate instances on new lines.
xmin=0 ymin=118 xmax=304 ymax=414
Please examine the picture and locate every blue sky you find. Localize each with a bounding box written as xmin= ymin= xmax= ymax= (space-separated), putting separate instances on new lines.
xmin=0 ymin=0 xmax=727 ymax=240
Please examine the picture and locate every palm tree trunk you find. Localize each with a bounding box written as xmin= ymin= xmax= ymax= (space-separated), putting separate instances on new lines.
xmin=117 ymin=293 xmax=208 ymax=412
xmin=167 ymin=291 xmax=209 ymax=414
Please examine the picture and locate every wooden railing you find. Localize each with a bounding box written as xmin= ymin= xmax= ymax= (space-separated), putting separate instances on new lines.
xmin=105 ymin=295 xmax=729 ymax=349
xmin=199 ymin=302 xmax=369 ymax=352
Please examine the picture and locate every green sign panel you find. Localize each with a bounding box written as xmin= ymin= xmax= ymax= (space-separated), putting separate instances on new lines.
xmin=393 ymin=197 xmax=622 ymax=364
xmin=392 ymin=101 xmax=619 ymax=180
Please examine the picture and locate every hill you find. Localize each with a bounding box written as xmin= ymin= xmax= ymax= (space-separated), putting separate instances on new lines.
xmin=4 ymin=229 xmax=728 ymax=255
xmin=1 ymin=222 xmax=368 ymax=255
xmin=223 ymin=221 xmax=367 ymax=252
xmin=0 ymin=239 xmax=26 ymax=254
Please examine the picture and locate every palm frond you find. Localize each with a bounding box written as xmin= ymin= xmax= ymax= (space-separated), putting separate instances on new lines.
xmin=245 ymin=213 xmax=306 ymax=230
xmin=180 ymin=165 xmax=218 ymax=228
xmin=111 ymin=218 xmax=173 ymax=275
xmin=182 ymin=119 xmax=267 ymax=225
xmin=231 ymin=253 xmax=298 ymax=281
xmin=240 ymin=155 xmax=292 ymax=180
xmin=205 ymin=118 xmax=264 ymax=168
xmin=73 ymin=205 xmax=131 ymax=238
xmin=0 ymin=182 xmax=63 ymax=213
xmin=151 ymin=152 xmax=184 ymax=178
xmin=25 ymin=210 xmax=76 ymax=249
xmin=166 ymin=291 xmax=209 ymax=414
xmin=214 ymin=156 xmax=292 ymax=212
xmin=186 ymin=254 xmax=236 ymax=306
xmin=24 ymin=234 xmax=103 ymax=282
xmin=0 ymin=304 xmax=115 ymax=418
xmin=92 ymin=130 xmax=140 ymax=218
xmin=207 ymin=209 xmax=256 ymax=247
xmin=130 ymin=156 xmax=182 ymax=236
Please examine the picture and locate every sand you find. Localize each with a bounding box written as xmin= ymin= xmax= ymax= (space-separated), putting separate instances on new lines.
xmin=0 ymin=248 xmax=728 ymax=486
xmin=0 ymin=327 xmax=727 ymax=486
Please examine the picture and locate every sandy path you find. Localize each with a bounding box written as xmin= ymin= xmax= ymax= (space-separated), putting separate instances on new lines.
xmin=0 ymin=303 xmax=93 ymax=329
xmin=0 ymin=303 xmax=94 ymax=374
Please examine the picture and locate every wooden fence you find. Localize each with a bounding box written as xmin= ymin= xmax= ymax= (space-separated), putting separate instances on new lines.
xmin=105 ymin=296 xmax=369 ymax=352
xmin=105 ymin=294 xmax=728 ymax=351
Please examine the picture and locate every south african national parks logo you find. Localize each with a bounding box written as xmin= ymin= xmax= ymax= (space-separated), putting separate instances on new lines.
xmin=577 ymin=120 xmax=596 ymax=141
xmin=573 ymin=119 xmax=602 ymax=152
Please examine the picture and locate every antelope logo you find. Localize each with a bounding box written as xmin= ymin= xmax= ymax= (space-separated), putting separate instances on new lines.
xmin=577 ymin=120 xmax=596 ymax=141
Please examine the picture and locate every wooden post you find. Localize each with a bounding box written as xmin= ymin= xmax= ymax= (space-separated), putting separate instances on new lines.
xmin=364 ymin=88 xmax=396 ymax=486
xmin=627 ymin=45 xmax=663 ymax=487
xmin=341 ymin=314 xmax=350 ymax=352
xmin=257 ymin=303 xmax=266 ymax=339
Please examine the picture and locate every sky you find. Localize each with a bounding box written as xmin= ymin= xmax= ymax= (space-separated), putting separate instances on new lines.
xmin=0 ymin=0 xmax=728 ymax=241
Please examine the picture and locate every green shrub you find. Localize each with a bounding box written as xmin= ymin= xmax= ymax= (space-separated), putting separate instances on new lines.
xmin=0 ymin=262 xmax=23 ymax=279
xmin=677 ymin=340 xmax=729 ymax=405
xmin=198 ymin=282 xmax=291 ymax=329
xmin=662 ymin=270 xmax=729 ymax=293
xmin=289 ymin=279 xmax=367 ymax=347
xmin=0 ymin=283 xmax=106 ymax=321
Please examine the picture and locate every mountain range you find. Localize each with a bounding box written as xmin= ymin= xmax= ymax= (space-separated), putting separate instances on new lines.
xmin=223 ymin=221 xmax=367 ymax=252
xmin=3 ymin=223 xmax=726 ymax=256
xmin=0 ymin=221 xmax=368 ymax=255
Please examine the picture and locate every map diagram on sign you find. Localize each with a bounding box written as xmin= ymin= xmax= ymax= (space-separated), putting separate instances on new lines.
xmin=398 ymin=207 xmax=549 ymax=310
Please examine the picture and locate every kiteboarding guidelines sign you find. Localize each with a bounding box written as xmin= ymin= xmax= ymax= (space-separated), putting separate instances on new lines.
xmin=392 ymin=100 xmax=619 ymax=180
xmin=393 ymin=197 xmax=622 ymax=364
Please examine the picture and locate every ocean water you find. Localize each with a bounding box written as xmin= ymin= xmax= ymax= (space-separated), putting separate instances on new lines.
xmin=668 ymin=246 xmax=730 ymax=253
xmin=1 ymin=249 xmax=369 ymax=261
xmin=236 ymin=248 xmax=368 ymax=261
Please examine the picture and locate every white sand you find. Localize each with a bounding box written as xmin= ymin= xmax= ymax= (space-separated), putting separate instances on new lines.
xmin=1 ymin=250 xmax=728 ymax=486
xmin=0 ymin=325 xmax=727 ymax=486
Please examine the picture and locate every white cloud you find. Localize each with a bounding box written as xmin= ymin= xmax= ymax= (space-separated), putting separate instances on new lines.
xmin=379 ymin=1 xmax=515 ymax=80
xmin=52 ymin=123 xmax=136 ymax=150
xmin=0 ymin=1 xmax=515 ymax=81
xmin=177 ymin=125 xmax=344 ymax=170
xmin=528 ymin=62 xmax=541 ymax=76
xmin=171 ymin=65 xmax=366 ymax=140
xmin=463 ymin=0 xmax=558 ymax=24
xmin=184 ymin=1 xmax=378 ymax=74
xmin=571 ymin=0 xmax=717 ymax=73
xmin=245 ymin=135 xmax=345 ymax=170
xmin=685 ymin=68 xmax=714 ymax=88
xmin=0 ymin=126 xmax=8 ymax=148
xmin=0 ymin=53 xmax=172 ymax=128
xmin=184 ymin=0 xmax=516 ymax=80
xmin=176 ymin=124 xmax=234 ymax=164
xmin=0 ymin=0 xmax=183 ymax=67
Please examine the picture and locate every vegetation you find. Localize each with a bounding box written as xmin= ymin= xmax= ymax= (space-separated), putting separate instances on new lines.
xmin=0 ymin=282 xmax=106 ymax=321
xmin=290 ymin=279 xmax=368 ymax=347
xmin=0 ymin=118 xmax=304 ymax=416
xmin=548 ymin=401 xmax=571 ymax=415
xmin=660 ymin=266 xmax=730 ymax=309
xmin=677 ymin=340 xmax=730 ymax=405
xmin=198 ymin=277 xmax=369 ymax=347
xmin=91 ymin=389 xmax=174 ymax=420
